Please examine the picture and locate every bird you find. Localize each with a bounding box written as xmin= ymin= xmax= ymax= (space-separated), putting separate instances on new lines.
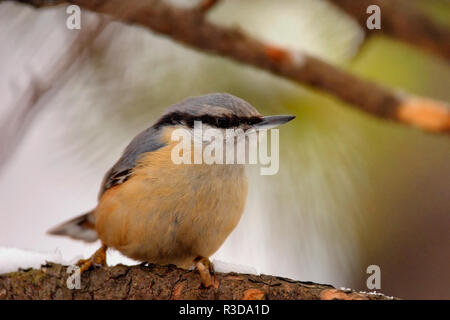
xmin=48 ymin=93 xmax=295 ymax=287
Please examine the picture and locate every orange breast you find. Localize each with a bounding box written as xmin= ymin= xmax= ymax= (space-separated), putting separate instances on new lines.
xmin=94 ymin=128 xmax=248 ymax=268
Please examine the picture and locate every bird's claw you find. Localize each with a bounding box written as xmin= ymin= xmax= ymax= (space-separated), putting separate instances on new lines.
xmin=194 ymin=256 xmax=216 ymax=288
xmin=76 ymin=245 xmax=107 ymax=273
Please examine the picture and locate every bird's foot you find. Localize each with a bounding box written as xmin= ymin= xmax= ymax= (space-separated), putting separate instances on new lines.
xmin=194 ymin=256 xmax=215 ymax=288
xmin=76 ymin=244 xmax=107 ymax=273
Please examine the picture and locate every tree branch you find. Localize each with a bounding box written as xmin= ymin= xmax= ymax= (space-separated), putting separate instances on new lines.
xmin=328 ymin=0 xmax=450 ymax=62
xmin=0 ymin=263 xmax=394 ymax=300
xmin=6 ymin=0 xmax=450 ymax=134
xmin=196 ymin=0 xmax=220 ymax=14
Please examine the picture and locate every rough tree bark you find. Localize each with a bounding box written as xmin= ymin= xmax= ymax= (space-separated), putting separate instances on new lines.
xmin=0 ymin=263 xmax=394 ymax=300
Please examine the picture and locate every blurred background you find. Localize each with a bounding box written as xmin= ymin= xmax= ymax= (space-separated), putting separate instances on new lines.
xmin=0 ymin=0 xmax=449 ymax=299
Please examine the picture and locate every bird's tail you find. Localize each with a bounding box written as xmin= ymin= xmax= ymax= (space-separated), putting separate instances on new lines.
xmin=47 ymin=210 xmax=98 ymax=242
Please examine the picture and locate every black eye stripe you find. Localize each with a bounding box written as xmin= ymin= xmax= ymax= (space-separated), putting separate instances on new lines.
xmin=217 ymin=118 xmax=228 ymax=128
xmin=155 ymin=112 xmax=262 ymax=129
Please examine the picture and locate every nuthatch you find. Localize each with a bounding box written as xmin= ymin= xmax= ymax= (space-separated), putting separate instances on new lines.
xmin=48 ymin=93 xmax=295 ymax=287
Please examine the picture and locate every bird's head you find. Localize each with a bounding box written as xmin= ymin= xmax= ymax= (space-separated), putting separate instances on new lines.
xmin=154 ymin=93 xmax=295 ymax=133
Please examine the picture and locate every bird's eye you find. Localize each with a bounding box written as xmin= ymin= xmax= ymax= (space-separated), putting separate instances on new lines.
xmin=245 ymin=118 xmax=255 ymax=125
xmin=247 ymin=117 xmax=262 ymax=126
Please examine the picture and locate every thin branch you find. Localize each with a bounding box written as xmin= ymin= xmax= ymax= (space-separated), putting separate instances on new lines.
xmin=6 ymin=0 xmax=450 ymax=134
xmin=0 ymin=263 xmax=395 ymax=300
xmin=328 ymin=0 xmax=450 ymax=62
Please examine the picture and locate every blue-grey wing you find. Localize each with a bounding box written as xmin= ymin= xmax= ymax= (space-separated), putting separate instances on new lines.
xmin=98 ymin=126 xmax=165 ymax=197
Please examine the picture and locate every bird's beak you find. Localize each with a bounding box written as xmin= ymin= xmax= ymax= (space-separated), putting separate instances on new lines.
xmin=253 ymin=115 xmax=296 ymax=130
